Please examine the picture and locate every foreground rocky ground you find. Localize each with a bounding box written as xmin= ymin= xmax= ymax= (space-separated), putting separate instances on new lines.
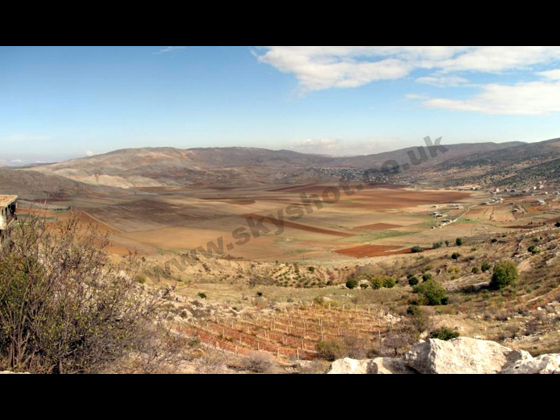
xmin=325 ymin=337 xmax=560 ymax=374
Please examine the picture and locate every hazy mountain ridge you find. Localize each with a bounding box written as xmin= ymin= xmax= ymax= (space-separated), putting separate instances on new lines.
xmin=24 ymin=141 xmax=530 ymax=189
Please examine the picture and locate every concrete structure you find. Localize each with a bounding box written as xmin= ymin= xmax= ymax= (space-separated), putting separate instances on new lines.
xmin=0 ymin=195 xmax=17 ymax=231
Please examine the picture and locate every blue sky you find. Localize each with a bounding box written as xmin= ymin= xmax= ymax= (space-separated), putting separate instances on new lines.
xmin=2 ymin=46 xmax=560 ymax=164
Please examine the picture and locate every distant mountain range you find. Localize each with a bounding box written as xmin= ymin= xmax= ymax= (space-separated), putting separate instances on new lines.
xmin=1 ymin=138 xmax=559 ymax=199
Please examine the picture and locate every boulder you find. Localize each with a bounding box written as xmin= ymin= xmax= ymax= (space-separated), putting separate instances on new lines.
xmin=501 ymin=354 xmax=560 ymax=374
xmin=324 ymin=358 xmax=372 ymax=374
xmin=404 ymin=337 xmax=531 ymax=374
xmin=369 ymin=357 xmax=415 ymax=374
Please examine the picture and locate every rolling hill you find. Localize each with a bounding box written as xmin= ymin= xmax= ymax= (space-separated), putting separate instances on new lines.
xmin=25 ymin=141 xmax=526 ymax=189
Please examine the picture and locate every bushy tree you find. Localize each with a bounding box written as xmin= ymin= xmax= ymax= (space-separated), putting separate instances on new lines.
xmin=490 ymin=260 xmax=519 ymax=290
xmin=455 ymin=238 xmax=463 ymax=246
xmin=413 ymin=280 xmax=449 ymax=306
xmin=408 ymin=277 xmax=420 ymax=286
xmin=0 ymin=215 xmax=171 ymax=374
xmin=411 ymin=246 xmax=424 ymax=253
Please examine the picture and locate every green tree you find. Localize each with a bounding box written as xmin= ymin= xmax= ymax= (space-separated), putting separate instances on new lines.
xmin=455 ymin=238 xmax=463 ymax=246
xmin=411 ymin=246 xmax=424 ymax=253
xmin=490 ymin=260 xmax=519 ymax=290
xmin=413 ymin=280 xmax=449 ymax=306
xmin=481 ymin=262 xmax=492 ymax=272
xmin=408 ymin=277 xmax=420 ymax=286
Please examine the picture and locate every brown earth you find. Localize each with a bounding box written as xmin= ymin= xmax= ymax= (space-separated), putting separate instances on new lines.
xmin=334 ymin=244 xmax=414 ymax=258
xmin=241 ymin=213 xmax=355 ymax=238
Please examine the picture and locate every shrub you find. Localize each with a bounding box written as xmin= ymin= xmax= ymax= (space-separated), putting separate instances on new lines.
xmin=430 ymin=327 xmax=460 ymax=341
xmin=472 ymin=267 xmax=480 ymax=274
xmin=491 ymin=238 xmax=498 ymax=243
xmin=490 ymin=260 xmax=519 ymax=290
xmin=370 ymin=278 xmax=384 ymax=290
xmin=433 ymin=242 xmax=443 ymax=249
xmin=198 ymin=292 xmax=207 ymax=299
xmin=316 ymin=340 xmax=347 ymax=361
xmin=451 ymin=252 xmax=461 ymax=260
xmin=445 ymin=240 xmax=450 ymax=247
xmin=346 ymin=278 xmax=359 ymax=289
xmin=243 ymin=351 xmax=275 ymax=373
xmin=383 ymin=278 xmax=396 ymax=289
xmin=481 ymin=262 xmax=492 ymax=272
xmin=413 ymin=280 xmax=449 ymax=306
xmin=407 ymin=304 xmax=421 ymax=316
xmin=556 ymin=222 xmax=560 ymax=228
xmin=408 ymin=277 xmax=420 ymax=286
xmin=411 ymin=246 xmax=424 ymax=253
xmin=360 ymin=283 xmax=369 ymax=290
xmin=308 ymin=266 xmax=315 ymax=273
xmin=422 ymin=273 xmax=432 ymax=282
xmin=528 ymin=245 xmax=540 ymax=255
xmin=0 ymin=215 xmax=167 ymax=374
xmin=455 ymin=238 xmax=463 ymax=246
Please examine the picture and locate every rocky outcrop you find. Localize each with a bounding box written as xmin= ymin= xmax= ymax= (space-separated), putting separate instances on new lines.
xmin=324 ymin=358 xmax=372 ymax=374
xmin=501 ymin=354 xmax=560 ymax=374
xmin=324 ymin=337 xmax=560 ymax=374
xmin=369 ymin=357 xmax=415 ymax=374
xmin=405 ymin=337 xmax=531 ymax=374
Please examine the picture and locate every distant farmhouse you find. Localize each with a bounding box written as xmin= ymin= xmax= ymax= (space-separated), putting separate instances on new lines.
xmin=0 ymin=195 xmax=18 ymax=231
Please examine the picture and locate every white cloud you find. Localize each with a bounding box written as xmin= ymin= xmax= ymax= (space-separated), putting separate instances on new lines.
xmin=255 ymin=46 xmax=560 ymax=94
xmin=416 ymin=75 xmax=468 ymax=87
xmin=86 ymin=150 xmax=94 ymax=157
xmin=538 ymin=69 xmax=560 ymax=80
xmin=9 ymin=134 xmax=51 ymax=141
xmin=289 ymin=137 xmax=404 ymax=156
xmin=155 ymin=46 xmax=186 ymax=54
xmin=294 ymin=138 xmax=341 ymax=151
xmin=423 ymin=80 xmax=560 ymax=115
xmin=10 ymin=159 xmax=23 ymax=163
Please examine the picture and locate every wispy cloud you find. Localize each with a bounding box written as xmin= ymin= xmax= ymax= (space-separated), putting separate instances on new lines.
xmin=155 ymin=46 xmax=186 ymax=55
xmin=416 ymin=75 xmax=469 ymax=87
xmin=254 ymin=46 xmax=560 ymax=96
xmin=288 ymin=137 xmax=404 ymax=156
xmin=422 ymin=80 xmax=560 ymax=115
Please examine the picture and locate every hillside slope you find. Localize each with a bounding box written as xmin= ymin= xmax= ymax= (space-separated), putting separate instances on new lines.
xmin=28 ymin=142 xmax=525 ymax=189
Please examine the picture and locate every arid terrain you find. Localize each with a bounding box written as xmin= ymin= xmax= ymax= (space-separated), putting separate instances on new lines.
xmin=4 ymin=140 xmax=560 ymax=373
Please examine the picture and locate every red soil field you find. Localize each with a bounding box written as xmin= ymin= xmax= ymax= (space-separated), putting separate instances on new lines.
xmin=334 ymin=244 xmax=413 ymax=258
xmin=241 ymin=213 xmax=355 ymax=238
